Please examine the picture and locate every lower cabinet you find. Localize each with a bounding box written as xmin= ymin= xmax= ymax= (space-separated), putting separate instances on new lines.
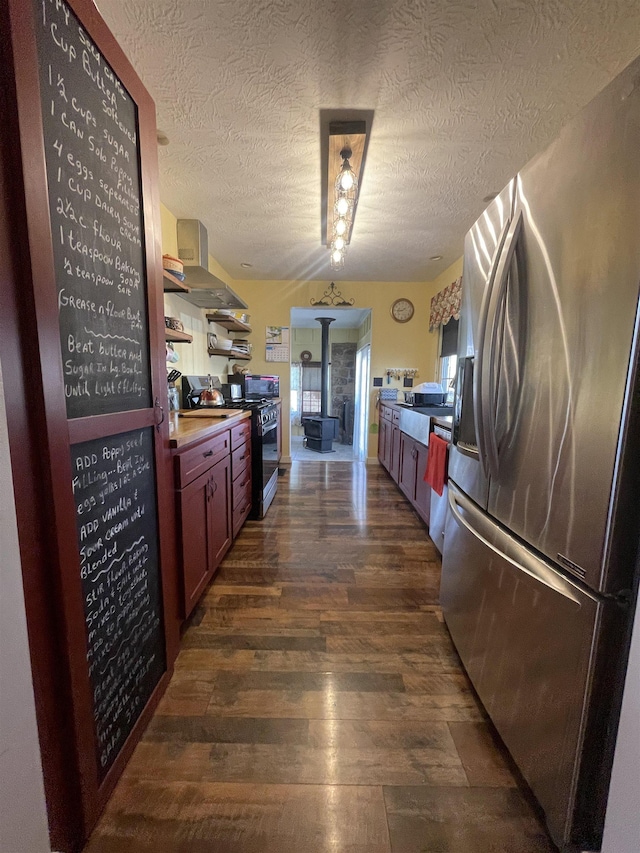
xmin=379 ymin=404 xmax=442 ymax=531
xmin=414 ymin=442 xmax=431 ymax=525
xmin=174 ymin=418 xmax=252 ymax=619
xmin=399 ymin=432 xmax=418 ymax=501
xmin=378 ymin=417 xmax=389 ymax=469
xmin=178 ymin=455 xmax=231 ymax=617
xmin=231 ymin=429 xmax=252 ymax=538
xmin=390 ymin=422 xmax=401 ymax=482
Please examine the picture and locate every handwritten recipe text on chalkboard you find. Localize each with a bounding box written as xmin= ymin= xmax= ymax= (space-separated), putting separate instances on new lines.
xmin=34 ymin=0 xmax=152 ymax=418
xmin=72 ymin=428 xmax=165 ymax=778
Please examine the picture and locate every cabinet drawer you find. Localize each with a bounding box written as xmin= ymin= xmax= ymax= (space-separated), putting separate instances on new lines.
xmin=380 ymin=405 xmax=392 ymax=421
xmin=232 ymin=443 xmax=251 ymax=480
xmin=392 ymin=409 xmax=401 ymax=424
xmin=233 ymin=490 xmax=252 ymax=537
xmin=175 ymin=430 xmax=230 ymax=488
xmin=233 ymin=472 xmax=252 ymax=510
xmin=231 ymin=419 xmax=251 ymax=450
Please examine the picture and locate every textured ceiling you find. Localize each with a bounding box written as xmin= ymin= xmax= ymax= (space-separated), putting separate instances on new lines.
xmin=96 ymin=0 xmax=640 ymax=282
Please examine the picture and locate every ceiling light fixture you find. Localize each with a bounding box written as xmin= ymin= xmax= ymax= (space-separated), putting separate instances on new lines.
xmin=330 ymin=146 xmax=358 ymax=269
xmin=320 ymin=111 xmax=373 ymax=272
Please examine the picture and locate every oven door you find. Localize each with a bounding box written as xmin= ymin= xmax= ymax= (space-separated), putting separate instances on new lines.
xmin=260 ymin=417 xmax=279 ymax=488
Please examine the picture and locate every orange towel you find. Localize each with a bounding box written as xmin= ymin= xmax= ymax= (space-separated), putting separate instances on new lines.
xmin=424 ymin=434 xmax=449 ymax=496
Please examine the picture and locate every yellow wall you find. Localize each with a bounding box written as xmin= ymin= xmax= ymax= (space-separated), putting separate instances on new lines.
xmin=290 ymin=327 xmax=359 ymax=362
xmin=230 ymin=279 xmax=444 ymax=461
xmin=160 ymin=201 xmax=464 ymax=460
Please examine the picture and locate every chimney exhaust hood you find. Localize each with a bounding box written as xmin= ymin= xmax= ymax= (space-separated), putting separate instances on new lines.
xmin=176 ymin=219 xmax=247 ymax=310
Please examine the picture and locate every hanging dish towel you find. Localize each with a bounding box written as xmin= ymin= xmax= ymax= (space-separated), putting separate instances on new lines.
xmin=424 ymin=434 xmax=449 ymax=496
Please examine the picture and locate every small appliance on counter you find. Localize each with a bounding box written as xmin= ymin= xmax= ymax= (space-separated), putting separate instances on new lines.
xmin=411 ymin=382 xmax=446 ymax=406
xmin=243 ymin=374 xmax=280 ymax=400
xmin=222 ymin=382 xmax=243 ymax=402
xmin=182 ymin=375 xmax=223 ymax=408
xmin=199 ymin=375 xmax=224 ymax=407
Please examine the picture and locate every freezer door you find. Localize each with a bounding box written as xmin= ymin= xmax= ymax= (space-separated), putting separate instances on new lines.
xmin=449 ymin=181 xmax=514 ymax=509
xmin=487 ymin=59 xmax=640 ymax=594
xmin=441 ymin=483 xmax=601 ymax=848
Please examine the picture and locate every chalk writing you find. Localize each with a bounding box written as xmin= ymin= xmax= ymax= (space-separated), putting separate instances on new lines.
xmin=71 ymin=428 xmax=165 ymax=778
xmin=34 ymin=0 xmax=151 ymax=418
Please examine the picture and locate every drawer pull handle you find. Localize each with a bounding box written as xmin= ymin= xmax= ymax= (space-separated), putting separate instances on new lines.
xmin=203 ymin=450 xmax=214 ymax=457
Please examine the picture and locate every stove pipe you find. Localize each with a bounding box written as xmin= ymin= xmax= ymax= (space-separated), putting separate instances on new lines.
xmin=315 ymin=317 xmax=335 ymax=418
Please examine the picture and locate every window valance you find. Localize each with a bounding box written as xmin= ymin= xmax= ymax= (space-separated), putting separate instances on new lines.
xmin=429 ymin=277 xmax=462 ymax=331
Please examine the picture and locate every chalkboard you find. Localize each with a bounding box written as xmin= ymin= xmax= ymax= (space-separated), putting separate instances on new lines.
xmin=72 ymin=428 xmax=165 ymax=779
xmin=33 ymin=0 xmax=152 ymax=419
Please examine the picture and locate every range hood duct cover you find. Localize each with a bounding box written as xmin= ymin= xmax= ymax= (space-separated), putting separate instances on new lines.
xmin=176 ymin=219 xmax=247 ymax=309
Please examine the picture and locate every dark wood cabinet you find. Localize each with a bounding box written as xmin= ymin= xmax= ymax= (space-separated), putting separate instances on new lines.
xmin=399 ymin=432 xmax=418 ymax=501
xmin=209 ymin=456 xmax=233 ymax=566
xmin=379 ymin=404 xmax=443 ymax=532
xmin=390 ymin=423 xmax=401 ymax=482
xmin=178 ymin=467 xmax=213 ymax=616
xmin=399 ymin=433 xmax=432 ymax=526
xmin=378 ymin=417 xmax=389 ymax=469
xmin=230 ymin=422 xmax=252 ymax=538
xmin=414 ymin=442 xmax=431 ymax=525
xmin=176 ymin=432 xmax=232 ymax=617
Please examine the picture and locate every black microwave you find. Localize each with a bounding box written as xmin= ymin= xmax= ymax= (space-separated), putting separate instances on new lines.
xmin=244 ymin=374 xmax=280 ymax=400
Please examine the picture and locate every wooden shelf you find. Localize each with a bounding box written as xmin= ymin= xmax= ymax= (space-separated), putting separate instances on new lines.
xmin=163 ymin=272 xmax=190 ymax=293
xmin=165 ymin=328 xmax=193 ymax=344
xmin=208 ymin=348 xmax=251 ymax=360
xmin=206 ymin=313 xmax=252 ymax=333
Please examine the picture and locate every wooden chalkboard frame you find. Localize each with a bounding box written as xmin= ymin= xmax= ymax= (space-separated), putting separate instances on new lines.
xmin=2 ymin=0 xmax=181 ymax=848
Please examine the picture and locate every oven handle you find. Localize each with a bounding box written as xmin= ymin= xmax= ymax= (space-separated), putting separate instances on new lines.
xmin=259 ymin=419 xmax=278 ymax=436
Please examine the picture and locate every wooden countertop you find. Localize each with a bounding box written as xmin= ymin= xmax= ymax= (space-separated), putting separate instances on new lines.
xmin=168 ymin=410 xmax=251 ymax=450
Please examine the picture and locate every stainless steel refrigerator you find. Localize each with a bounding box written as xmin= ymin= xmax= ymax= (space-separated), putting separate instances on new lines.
xmin=441 ymin=55 xmax=640 ymax=851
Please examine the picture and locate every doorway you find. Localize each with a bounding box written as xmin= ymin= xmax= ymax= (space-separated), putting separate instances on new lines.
xmin=290 ymin=307 xmax=371 ymax=463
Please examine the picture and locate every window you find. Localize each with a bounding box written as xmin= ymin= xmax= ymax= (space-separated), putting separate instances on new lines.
xmin=301 ymin=362 xmax=322 ymax=417
xmin=440 ymin=355 xmax=458 ymax=404
xmin=439 ymin=318 xmax=459 ymax=404
xmin=302 ymin=390 xmax=322 ymax=414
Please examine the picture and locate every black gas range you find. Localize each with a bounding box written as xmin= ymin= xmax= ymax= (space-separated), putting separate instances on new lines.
xmin=222 ymin=398 xmax=280 ymax=519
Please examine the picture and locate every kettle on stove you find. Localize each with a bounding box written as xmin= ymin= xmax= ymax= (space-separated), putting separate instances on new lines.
xmin=199 ymin=375 xmax=225 ymax=407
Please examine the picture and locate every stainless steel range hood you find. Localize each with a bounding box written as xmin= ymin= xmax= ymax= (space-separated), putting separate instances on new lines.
xmin=176 ymin=219 xmax=247 ymax=310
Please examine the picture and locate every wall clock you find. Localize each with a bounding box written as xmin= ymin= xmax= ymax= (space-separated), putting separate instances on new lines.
xmin=391 ymin=298 xmax=414 ymax=323
xmin=300 ymin=350 xmax=312 ymax=362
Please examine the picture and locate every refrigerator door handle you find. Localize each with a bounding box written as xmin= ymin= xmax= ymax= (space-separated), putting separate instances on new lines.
xmin=481 ymin=209 xmax=523 ymax=478
xmin=447 ymin=482 xmax=594 ymax=605
xmin=473 ymin=218 xmax=511 ymax=477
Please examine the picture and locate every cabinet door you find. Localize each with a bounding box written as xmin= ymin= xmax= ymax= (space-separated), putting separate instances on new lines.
xmin=399 ymin=433 xmax=417 ymax=501
xmin=209 ymin=455 xmax=232 ymax=568
xmin=378 ymin=418 xmax=388 ymax=468
xmin=414 ymin=442 xmax=431 ymax=525
xmin=178 ymin=467 xmax=213 ymax=616
xmin=390 ymin=424 xmax=401 ymax=483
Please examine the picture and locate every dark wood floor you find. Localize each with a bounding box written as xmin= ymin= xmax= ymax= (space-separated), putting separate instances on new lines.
xmin=85 ymin=462 xmax=555 ymax=852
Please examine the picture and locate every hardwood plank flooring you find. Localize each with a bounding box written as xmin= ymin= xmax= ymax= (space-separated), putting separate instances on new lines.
xmin=85 ymin=462 xmax=556 ymax=852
